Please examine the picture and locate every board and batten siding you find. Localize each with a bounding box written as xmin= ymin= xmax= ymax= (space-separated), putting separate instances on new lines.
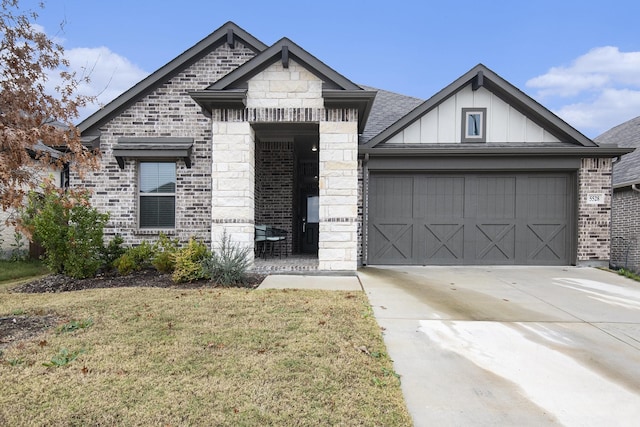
xmin=386 ymin=85 xmax=561 ymax=144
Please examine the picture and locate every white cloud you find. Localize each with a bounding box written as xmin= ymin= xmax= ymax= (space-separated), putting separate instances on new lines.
xmin=44 ymin=45 xmax=149 ymax=123
xmin=526 ymin=47 xmax=640 ymax=137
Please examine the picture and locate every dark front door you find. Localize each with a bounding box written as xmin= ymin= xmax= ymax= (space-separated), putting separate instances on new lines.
xmin=301 ymin=194 xmax=319 ymax=253
xmin=368 ymin=173 xmax=574 ymax=265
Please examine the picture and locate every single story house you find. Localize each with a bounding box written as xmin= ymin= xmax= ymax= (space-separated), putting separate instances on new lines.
xmin=595 ymin=116 xmax=640 ymax=272
xmin=76 ymin=22 xmax=630 ymax=272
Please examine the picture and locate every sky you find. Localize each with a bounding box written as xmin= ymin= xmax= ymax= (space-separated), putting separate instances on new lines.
xmin=15 ymin=0 xmax=640 ymax=138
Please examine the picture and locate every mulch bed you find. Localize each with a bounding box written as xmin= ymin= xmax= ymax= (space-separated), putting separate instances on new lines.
xmin=11 ymin=269 xmax=265 ymax=294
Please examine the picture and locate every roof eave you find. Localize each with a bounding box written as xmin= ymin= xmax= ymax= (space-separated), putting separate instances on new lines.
xmin=78 ymin=22 xmax=266 ymax=134
xmin=359 ymin=146 xmax=634 ymax=158
xmin=362 ymin=64 xmax=598 ymax=149
xmin=323 ymin=89 xmax=377 ymax=134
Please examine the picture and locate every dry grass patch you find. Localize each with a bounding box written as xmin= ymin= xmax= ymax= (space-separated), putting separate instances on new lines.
xmin=0 ymin=286 xmax=412 ymax=426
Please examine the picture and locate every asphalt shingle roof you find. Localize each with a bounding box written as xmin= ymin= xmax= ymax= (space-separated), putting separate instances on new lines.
xmin=359 ymin=85 xmax=424 ymax=144
xmin=595 ymin=115 xmax=640 ymax=186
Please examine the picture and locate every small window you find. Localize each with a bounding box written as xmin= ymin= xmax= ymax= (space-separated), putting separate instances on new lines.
xmin=139 ymin=162 xmax=176 ymax=228
xmin=462 ymin=108 xmax=486 ymax=143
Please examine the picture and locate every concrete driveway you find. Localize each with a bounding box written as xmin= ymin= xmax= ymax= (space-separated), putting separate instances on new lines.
xmin=358 ymin=266 xmax=640 ymax=426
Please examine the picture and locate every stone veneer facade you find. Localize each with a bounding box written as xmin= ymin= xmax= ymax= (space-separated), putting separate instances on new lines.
xmin=209 ymin=59 xmax=360 ymax=271
xmin=79 ymin=42 xmax=257 ymax=247
xmin=577 ymin=157 xmax=613 ymax=266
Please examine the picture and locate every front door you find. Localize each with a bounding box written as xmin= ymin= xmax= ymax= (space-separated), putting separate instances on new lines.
xmin=301 ymin=194 xmax=319 ymax=253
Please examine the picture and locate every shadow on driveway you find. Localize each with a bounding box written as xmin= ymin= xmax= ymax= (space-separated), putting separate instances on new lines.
xmin=359 ymin=266 xmax=640 ymax=427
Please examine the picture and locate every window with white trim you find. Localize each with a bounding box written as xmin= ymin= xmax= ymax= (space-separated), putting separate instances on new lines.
xmin=462 ymin=108 xmax=487 ymax=143
xmin=139 ymin=162 xmax=176 ymax=228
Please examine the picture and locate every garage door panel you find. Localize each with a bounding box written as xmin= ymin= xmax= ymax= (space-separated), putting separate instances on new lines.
xmin=368 ymin=173 xmax=573 ymax=265
xmin=475 ymin=176 xmax=517 ymax=219
xmin=369 ymin=221 xmax=414 ymax=264
xmin=526 ymin=223 xmax=567 ymax=263
xmin=422 ymin=222 xmax=465 ymax=263
xmin=473 ymin=223 xmax=516 ymax=263
xmin=414 ymin=177 xmax=465 ymax=218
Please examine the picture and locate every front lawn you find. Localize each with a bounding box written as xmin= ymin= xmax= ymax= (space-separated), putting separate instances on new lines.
xmin=0 ymin=259 xmax=50 ymax=284
xmin=0 ymin=285 xmax=412 ymax=426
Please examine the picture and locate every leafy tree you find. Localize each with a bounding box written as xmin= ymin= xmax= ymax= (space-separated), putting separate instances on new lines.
xmin=22 ymin=183 xmax=109 ymax=278
xmin=0 ymin=0 xmax=98 ymax=212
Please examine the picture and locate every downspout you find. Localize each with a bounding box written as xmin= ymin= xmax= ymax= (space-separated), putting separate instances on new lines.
xmin=632 ymin=184 xmax=640 ymax=193
xmin=362 ymin=153 xmax=370 ymax=266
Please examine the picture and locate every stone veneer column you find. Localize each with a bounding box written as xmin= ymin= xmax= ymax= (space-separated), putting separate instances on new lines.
xmin=577 ymin=157 xmax=612 ymax=266
xmin=318 ymin=121 xmax=359 ymax=271
xmin=211 ymin=121 xmax=255 ymax=253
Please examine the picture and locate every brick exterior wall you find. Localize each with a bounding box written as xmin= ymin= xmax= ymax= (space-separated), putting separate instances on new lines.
xmin=611 ymin=188 xmax=640 ymax=271
xmin=577 ymin=157 xmax=613 ymax=265
xmin=255 ymin=140 xmax=295 ymax=255
xmin=75 ymin=42 xmax=256 ymax=247
xmin=357 ymin=159 xmax=364 ymax=265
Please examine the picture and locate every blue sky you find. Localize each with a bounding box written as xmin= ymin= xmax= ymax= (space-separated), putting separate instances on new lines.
xmin=20 ymin=0 xmax=640 ymax=138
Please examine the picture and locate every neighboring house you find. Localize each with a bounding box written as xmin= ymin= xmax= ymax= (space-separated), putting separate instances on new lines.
xmin=76 ymin=22 xmax=630 ymax=272
xmin=595 ymin=116 xmax=640 ymax=271
xmin=0 ymin=142 xmax=66 ymax=259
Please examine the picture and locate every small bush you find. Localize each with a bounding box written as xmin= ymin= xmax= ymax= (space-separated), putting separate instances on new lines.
xmin=152 ymin=234 xmax=179 ymax=273
xmin=172 ymin=238 xmax=210 ymax=283
xmin=204 ymin=231 xmax=251 ymax=286
xmin=101 ymin=235 xmax=125 ymax=270
xmin=114 ymin=241 xmax=156 ymax=275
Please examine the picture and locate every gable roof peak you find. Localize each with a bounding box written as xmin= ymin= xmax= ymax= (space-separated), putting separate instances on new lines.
xmin=78 ymin=21 xmax=267 ymax=133
xmin=362 ymin=63 xmax=597 ymax=148
xmin=207 ymin=36 xmax=362 ymax=91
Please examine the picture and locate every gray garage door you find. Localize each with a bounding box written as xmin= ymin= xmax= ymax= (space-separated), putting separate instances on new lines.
xmin=367 ymin=173 xmax=574 ymax=265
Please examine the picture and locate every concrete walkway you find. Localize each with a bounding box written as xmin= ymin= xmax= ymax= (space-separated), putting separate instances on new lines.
xmin=257 ymin=274 xmax=362 ymax=291
xmin=359 ymin=266 xmax=640 ymax=427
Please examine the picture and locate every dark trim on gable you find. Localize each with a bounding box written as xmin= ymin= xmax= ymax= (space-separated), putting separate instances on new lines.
xmin=78 ymin=22 xmax=267 ymax=134
xmin=192 ymin=38 xmax=376 ymax=134
xmin=362 ymin=64 xmax=598 ymax=149
xmin=207 ymin=38 xmax=362 ymax=92
xmin=359 ymin=146 xmax=633 ymax=158
xmin=112 ymin=137 xmax=194 ymax=169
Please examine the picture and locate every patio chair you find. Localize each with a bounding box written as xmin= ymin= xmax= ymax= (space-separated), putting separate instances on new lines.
xmin=255 ymin=224 xmax=268 ymax=259
xmin=266 ymin=226 xmax=287 ymax=258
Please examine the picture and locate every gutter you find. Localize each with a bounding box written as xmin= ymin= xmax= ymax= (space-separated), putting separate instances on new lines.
xmin=358 ymin=146 xmax=634 ymax=158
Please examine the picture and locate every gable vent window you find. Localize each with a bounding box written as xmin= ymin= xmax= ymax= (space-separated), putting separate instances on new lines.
xmin=462 ymin=108 xmax=486 ymax=143
xmin=139 ymin=162 xmax=176 ymax=228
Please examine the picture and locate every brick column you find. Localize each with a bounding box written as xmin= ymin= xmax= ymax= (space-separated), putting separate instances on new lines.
xmin=577 ymin=157 xmax=612 ymax=266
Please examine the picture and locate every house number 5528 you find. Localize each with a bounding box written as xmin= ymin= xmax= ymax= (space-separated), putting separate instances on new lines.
xmin=587 ymin=193 xmax=605 ymax=204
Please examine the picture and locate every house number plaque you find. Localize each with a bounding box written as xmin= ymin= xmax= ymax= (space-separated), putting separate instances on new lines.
xmin=586 ymin=193 xmax=605 ymax=204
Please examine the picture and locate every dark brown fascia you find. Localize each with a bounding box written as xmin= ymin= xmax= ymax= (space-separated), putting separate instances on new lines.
xmin=189 ymin=89 xmax=248 ymax=115
xmin=323 ymin=90 xmax=377 ymax=134
xmin=362 ymin=64 xmax=598 ymax=149
xmin=358 ymin=146 xmax=634 ymax=158
xmin=112 ymin=137 xmax=194 ymax=169
xmin=78 ymin=22 xmax=267 ymax=134
xmin=207 ymin=38 xmax=362 ymax=92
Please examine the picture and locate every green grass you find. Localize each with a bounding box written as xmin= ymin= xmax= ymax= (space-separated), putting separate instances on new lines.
xmin=0 ymin=285 xmax=413 ymax=426
xmin=0 ymin=259 xmax=50 ymax=283
xmin=616 ymin=267 xmax=640 ymax=282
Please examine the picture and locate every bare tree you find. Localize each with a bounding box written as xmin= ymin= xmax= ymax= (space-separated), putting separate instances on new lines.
xmin=0 ymin=0 xmax=98 ymax=212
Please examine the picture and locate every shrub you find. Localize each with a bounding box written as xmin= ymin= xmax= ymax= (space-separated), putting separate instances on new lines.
xmin=21 ymin=186 xmax=108 ymax=279
xmin=172 ymin=238 xmax=210 ymax=283
xmin=113 ymin=241 xmax=156 ymax=275
xmin=204 ymin=231 xmax=251 ymax=286
xmin=152 ymin=234 xmax=179 ymax=273
xmin=101 ymin=235 xmax=125 ymax=270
